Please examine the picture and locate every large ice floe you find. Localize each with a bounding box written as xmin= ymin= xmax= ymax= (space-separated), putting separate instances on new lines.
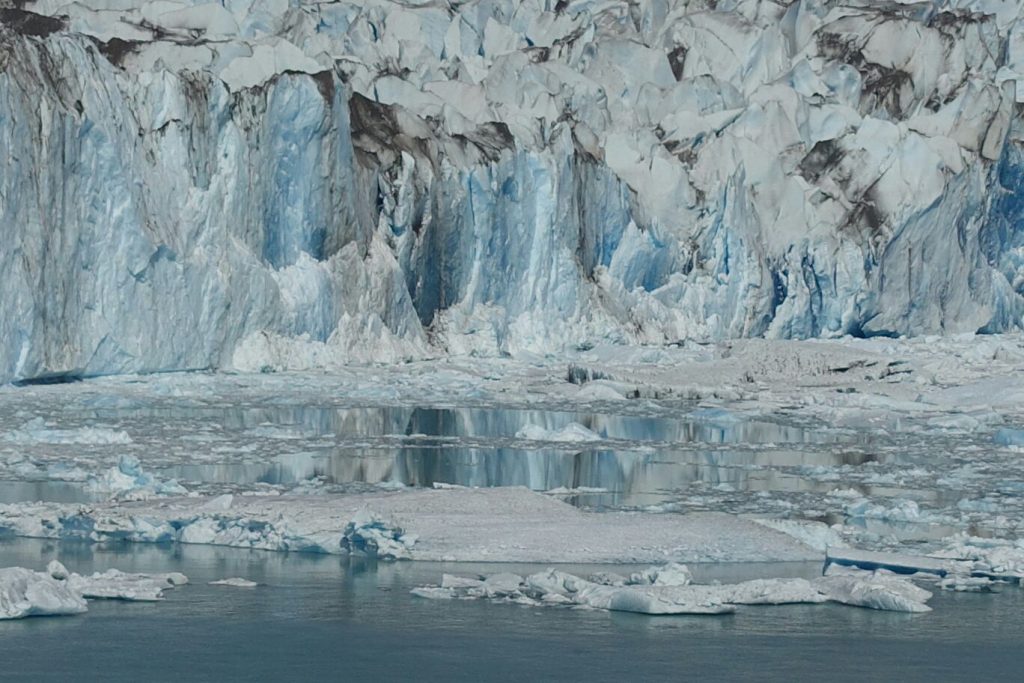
xmin=412 ymin=562 xmax=935 ymax=614
xmin=0 ymin=486 xmax=822 ymax=563
xmin=0 ymin=560 xmax=186 ymax=620
xmin=3 ymin=1 xmax=1024 ymax=383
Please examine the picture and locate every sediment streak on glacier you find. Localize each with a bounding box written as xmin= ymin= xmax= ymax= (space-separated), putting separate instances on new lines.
xmin=2 ymin=1 xmax=1024 ymax=382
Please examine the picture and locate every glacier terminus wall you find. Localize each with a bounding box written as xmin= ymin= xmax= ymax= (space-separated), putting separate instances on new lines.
xmin=1 ymin=0 xmax=1024 ymax=382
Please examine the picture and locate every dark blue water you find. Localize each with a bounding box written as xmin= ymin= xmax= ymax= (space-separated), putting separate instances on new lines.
xmin=1 ymin=539 xmax=1020 ymax=682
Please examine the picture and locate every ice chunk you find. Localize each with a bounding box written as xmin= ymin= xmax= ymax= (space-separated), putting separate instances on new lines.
xmin=825 ymin=548 xmax=956 ymax=578
xmin=51 ymin=560 xmax=188 ymax=602
xmin=209 ymin=578 xmax=258 ymax=588
xmin=87 ymin=455 xmax=188 ymax=500
xmin=0 ymin=567 xmax=88 ymax=620
xmin=415 ymin=564 xmax=930 ymax=615
xmin=515 ymin=423 xmax=602 ymax=442
xmin=628 ymin=563 xmax=693 ymax=587
xmin=340 ymin=508 xmax=416 ymax=560
xmin=843 ymin=498 xmax=925 ymax=523
xmin=932 ymin=536 xmax=1024 ymax=583
xmin=993 ymin=428 xmax=1024 ymax=447
xmin=814 ymin=575 xmax=933 ymax=613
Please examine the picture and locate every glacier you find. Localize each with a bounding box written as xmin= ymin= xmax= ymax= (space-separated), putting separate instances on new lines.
xmin=2 ymin=0 xmax=1024 ymax=383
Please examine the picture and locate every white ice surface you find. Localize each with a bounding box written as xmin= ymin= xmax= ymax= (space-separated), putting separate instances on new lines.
xmin=0 ymin=567 xmax=88 ymax=620
xmin=209 ymin=578 xmax=258 ymax=588
xmin=0 ymin=560 xmax=183 ymax=619
xmin=0 ymin=487 xmax=821 ymax=564
xmin=413 ymin=564 xmax=932 ymax=614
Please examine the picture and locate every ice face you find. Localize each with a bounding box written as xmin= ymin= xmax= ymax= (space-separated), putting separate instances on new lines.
xmin=2 ymin=1 xmax=1024 ymax=382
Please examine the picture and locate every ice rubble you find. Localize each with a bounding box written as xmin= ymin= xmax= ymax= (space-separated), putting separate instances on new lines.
xmin=412 ymin=563 xmax=933 ymax=614
xmin=3 ymin=1 xmax=1024 ymax=382
xmin=0 ymin=560 xmax=186 ymax=620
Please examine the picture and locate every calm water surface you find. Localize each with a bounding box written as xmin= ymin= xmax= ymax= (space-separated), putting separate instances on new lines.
xmin=1 ymin=538 xmax=1020 ymax=682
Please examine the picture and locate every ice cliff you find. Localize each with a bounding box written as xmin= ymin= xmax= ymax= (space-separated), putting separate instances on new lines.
xmin=2 ymin=0 xmax=1024 ymax=382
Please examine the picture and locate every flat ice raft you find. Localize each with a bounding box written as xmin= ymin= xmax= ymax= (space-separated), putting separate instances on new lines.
xmin=0 ymin=487 xmax=821 ymax=564
xmin=413 ymin=565 xmax=933 ymax=614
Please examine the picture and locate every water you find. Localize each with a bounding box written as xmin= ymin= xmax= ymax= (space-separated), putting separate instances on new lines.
xmin=0 ymin=538 xmax=1020 ymax=682
xmin=0 ymin=401 xmax=888 ymax=507
xmin=4 ymin=389 xmax=1021 ymax=539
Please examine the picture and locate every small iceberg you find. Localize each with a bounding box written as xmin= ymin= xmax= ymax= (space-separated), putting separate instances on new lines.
xmin=0 ymin=561 xmax=186 ymax=620
xmin=209 ymin=578 xmax=259 ymax=588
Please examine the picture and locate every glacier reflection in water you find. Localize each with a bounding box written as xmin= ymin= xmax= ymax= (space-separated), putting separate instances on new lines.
xmin=112 ymin=404 xmax=879 ymax=508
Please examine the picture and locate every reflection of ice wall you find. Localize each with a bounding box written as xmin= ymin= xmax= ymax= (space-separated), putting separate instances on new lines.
xmin=2 ymin=1 xmax=1024 ymax=382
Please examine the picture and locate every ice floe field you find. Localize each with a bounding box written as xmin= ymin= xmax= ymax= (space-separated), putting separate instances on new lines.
xmin=2 ymin=335 xmax=1023 ymax=647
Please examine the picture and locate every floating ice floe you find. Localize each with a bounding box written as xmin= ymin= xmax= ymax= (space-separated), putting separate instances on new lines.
xmin=0 ymin=560 xmax=186 ymax=620
xmin=45 ymin=560 xmax=187 ymax=601
xmin=412 ymin=563 xmax=933 ymax=614
xmin=209 ymin=578 xmax=258 ymax=588
xmin=0 ymin=567 xmax=88 ymax=620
